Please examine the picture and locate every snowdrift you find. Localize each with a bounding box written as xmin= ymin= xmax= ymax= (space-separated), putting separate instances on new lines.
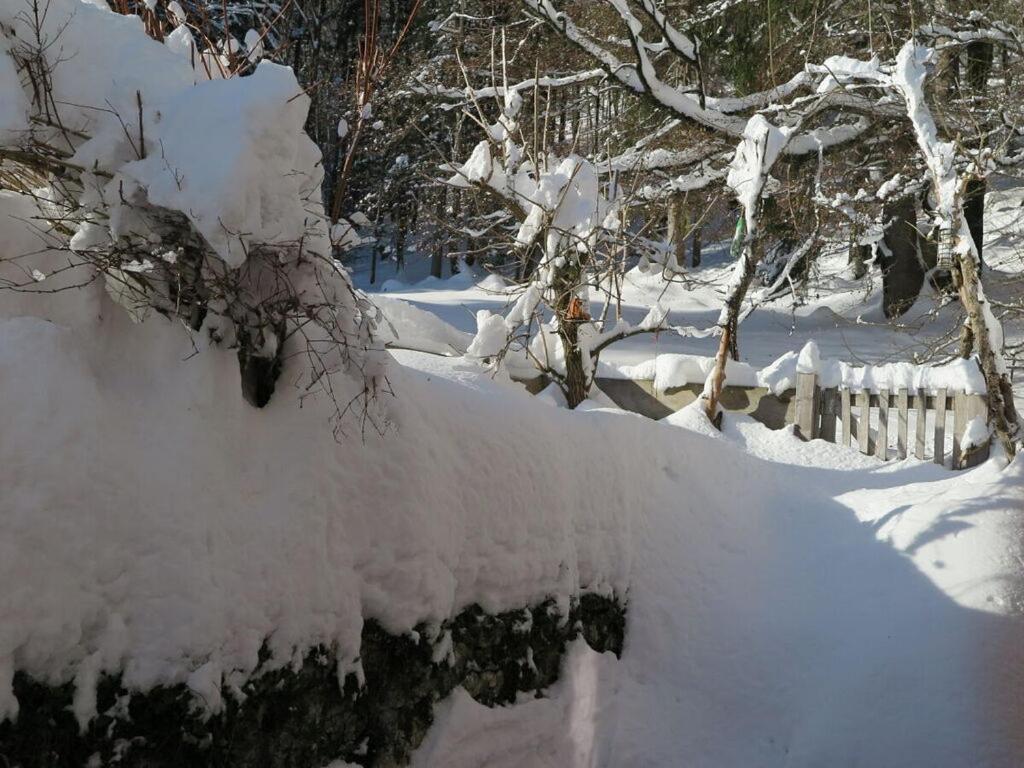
xmin=1 ymin=1 xmax=1024 ymax=766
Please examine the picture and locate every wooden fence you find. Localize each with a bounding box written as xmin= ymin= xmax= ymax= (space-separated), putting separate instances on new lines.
xmin=793 ymin=372 xmax=989 ymax=469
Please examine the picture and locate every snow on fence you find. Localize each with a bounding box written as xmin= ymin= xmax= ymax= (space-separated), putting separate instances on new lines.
xmin=591 ymin=344 xmax=990 ymax=471
xmin=793 ymin=372 xmax=990 ymax=469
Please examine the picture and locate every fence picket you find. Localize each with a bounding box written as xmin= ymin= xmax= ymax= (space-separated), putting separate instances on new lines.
xmin=915 ymin=389 xmax=927 ymax=460
xmin=876 ymin=390 xmax=889 ymax=460
xmin=795 ymin=372 xmax=818 ymax=440
xmin=953 ymin=393 xmax=967 ymax=467
xmin=820 ymin=389 xmax=837 ymax=442
xmin=841 ymin=389 xmax=852 ymax=447
xmin=963 ymin=395 xmax=990 ymax=468
xmin=897 ymin=389 xmax=909 ymax=459
xmin=933 ymin=389 xmax=947 ymax=466
xmin=857 ymin=391 xmax=871 ymax=454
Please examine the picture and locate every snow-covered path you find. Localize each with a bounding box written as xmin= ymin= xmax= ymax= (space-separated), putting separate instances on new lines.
xmin=408 ymin=373 xmax=1024 ymax=766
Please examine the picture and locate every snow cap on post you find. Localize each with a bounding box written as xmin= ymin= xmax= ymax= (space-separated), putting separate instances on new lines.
xmin=797 ymin=340 xmax=821 ymax=375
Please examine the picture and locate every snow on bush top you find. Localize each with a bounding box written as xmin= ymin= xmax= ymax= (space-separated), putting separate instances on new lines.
xmin=0 ymin=0 xmax=326 ymax=267
xmin=122 ymin=62 xmax=326 ymax=267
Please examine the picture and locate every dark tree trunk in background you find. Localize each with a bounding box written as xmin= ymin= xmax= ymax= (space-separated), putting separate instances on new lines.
xmin=430 ymin=241 xmax=443 ymax=279
xmin=667 ymin=195 xmax=687 ymax=269
xmin=850 ymin=242 xmax=870 ymax=281
xmin=964 ymin=178 xmax=986 ymax=269
xmin=848 ymin=221 xmax=869 ymax=280
xmin=692 ymin=226 xmax=702 ymax=268
xmin=966 ymin=40 xmax=993 ymax=91
xmin=395 ymin=221 xmax=407 ymax=273
xmin=881 ymin=195 xmax=925 ymax=318
xmin=961 ymin=36 xmax=992 ymax=269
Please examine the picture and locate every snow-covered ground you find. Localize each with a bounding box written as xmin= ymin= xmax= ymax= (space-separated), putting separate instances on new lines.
xmin=2 ymin=1 xmax=1023 ymax=764
xmin=402 ymin=352 xmax=1024 ymax=768
xmin=350 ymin=187 xmax=1024 ymax=767
xmin=4 ymin=251 xmax=1022 ymax=763
xmin=353 ymin=181 xmax=1024 ymax=396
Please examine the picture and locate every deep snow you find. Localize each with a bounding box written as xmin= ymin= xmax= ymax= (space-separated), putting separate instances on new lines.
xmin=1 ymin=1 xmax=1023 ymax=764
xmin=406 ymin=353 xmax=1024 ymax=767
xmin=353 ymin=183 xmax=1024 ymax=767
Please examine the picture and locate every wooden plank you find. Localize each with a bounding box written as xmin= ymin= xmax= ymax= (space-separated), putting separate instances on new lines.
xmin=794 ymin=372 xmax=818 ymax=441
xmin=857 ymin=390 xmax=871 ymax=454
xmin=953 ymin=392 xmax=967 ymax=467
xmin=820 ymin=389 xmax=837 ymax=442
xmin=897 ymin=389 xmax=909 ymax=459
xmin=915 ymin=387 xmax=927 ymax=460
xmin=933 ymin=388 xmax=947 ymax=466
xmin=973 ymin=395 xmax=991 ymax=466
xmin=841 ymin=389 xmax=852 ymax=447
xmin=876 ymin=389 xmax=889 ymax=460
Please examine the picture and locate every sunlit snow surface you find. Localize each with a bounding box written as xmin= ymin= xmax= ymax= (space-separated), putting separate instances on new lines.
xmin=0 ymin=0 xmax=1022 ymax=757
xmin=403 ymin=351 xmax=1024 ymax=768
xmin=363 ymin=190 xmax=1024 ymax=767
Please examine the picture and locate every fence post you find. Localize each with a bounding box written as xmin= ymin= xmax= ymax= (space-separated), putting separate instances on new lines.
xmin=962 ymin=394 xmax=991 ymax=468
xmin=795 ymin=371 xmax=819 ymax=441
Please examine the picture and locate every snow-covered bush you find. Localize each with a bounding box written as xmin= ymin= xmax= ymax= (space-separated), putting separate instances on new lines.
xmin=0 ymin=0 xmax=385 ymax=417
xmin=446 ymin=79 xmax=676 ymax=407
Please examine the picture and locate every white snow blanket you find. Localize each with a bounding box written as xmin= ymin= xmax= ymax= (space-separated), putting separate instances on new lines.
xmin=407 ymin=369 xmax=1024 ymax=768
xmin=1 ymin=2 xmax=1024 ymax=765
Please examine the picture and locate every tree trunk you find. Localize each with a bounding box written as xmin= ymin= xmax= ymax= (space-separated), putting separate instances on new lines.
xmin=692 ymin=226 xmax=702 ymax=268
xmin=963 ymin=33 xmax=991 ymax=269
xmin=446 ymin=112 xmax=466 ymax=275
xmin=704 ymin=229 xmax=760 ymax=423
xmin=667 ymin=194 xmax=687 ymax=269
xmin=849 ymin=239 xmax=869 ymax=280
xmin=395 ymin=221 xmax=407 ymax=274
xmin=430 ymin=243 xmax=443 ymax=279
xmin=964 ymin=178 xmax=986 ymax=269
xmin=956 ymin=253 xmax=1019 ymax=457
xmin=966 ymin=40 xmax=993 ymax=92
xmin=560 ymin=320 xmax=588 ymax=409
xmin=881 ymin=195 xmax=925 ymax=318
xmin=959 ymin=323 xmax=974 ymax=359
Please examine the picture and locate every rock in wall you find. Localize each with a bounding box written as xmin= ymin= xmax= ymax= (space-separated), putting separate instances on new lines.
xmin=0 ymin=595 xmax=624 ymax=768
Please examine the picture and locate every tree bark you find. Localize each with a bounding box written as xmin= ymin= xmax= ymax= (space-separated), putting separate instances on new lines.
xmin=667 ymin=194 xmax=687 ymax=269
xmin=963 ymin=178 xmax=986 ymax=270
xmin=553 ymin=278 xmax=589 ymax=409
xmin=955 ymin=253 xmax=1019 ymax=457
xmin=704 ymin=230 xmax=760 ymax=423
xmin=560 ymin=319 xmax=588 ymax=409
xmin=880 ymin=195 xmax=925 ymax=318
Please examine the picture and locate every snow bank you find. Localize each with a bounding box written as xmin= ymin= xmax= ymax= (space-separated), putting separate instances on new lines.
xmin=0 ymin=305 xmax=639 ymax=724
xmin=122 ymin=61 xmax=324 ymax=267
xmin=1 ymin=0 xmax=382 ymax=415
xmin=374 ymin=294 xmax=472 ymax=356
xmin=3 ymin=263 xmax=1022 ymax=763
xmin=413 ymin=404 xmax=1024 ymax=768
xmin=0 ymin=0 xmax=326 ymax=267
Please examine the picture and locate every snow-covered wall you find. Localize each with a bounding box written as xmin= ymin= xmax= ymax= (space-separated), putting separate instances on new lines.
xmin=0 ymin=297 xmax=638 ymax=706
xmin=0 ymin=2 xmax=640 ymax=761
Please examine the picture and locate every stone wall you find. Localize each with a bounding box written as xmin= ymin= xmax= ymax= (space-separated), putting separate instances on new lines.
xmin=0 ymin=595 xmax=624 ymax=768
